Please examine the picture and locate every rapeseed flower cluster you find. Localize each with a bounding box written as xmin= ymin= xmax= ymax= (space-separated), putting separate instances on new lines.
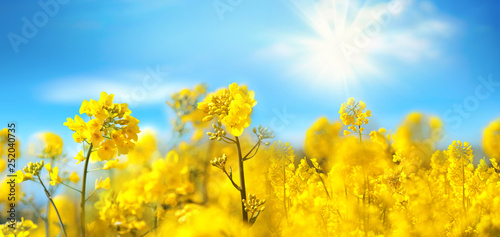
xmin=339 ymin=97 xmax=371 ymax=141
xmin=0 ymin=217 xmax=38 ymax=237
xmin=198 ymin=82 xmax=257 ymax=136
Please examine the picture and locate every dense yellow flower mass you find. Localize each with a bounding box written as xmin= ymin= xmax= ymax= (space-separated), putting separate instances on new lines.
xmin=9 ymin=87 xmax=500 ymax=237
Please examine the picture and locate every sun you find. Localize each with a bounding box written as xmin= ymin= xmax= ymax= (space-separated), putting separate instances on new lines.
xmin=286 ymin=0 xmax=386 ymax=94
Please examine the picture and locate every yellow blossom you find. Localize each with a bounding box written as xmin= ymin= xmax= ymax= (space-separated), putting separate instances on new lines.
xmin=198 ymin=82 xmax=256 ymax=136
xmin=95 ymin=177 xmax=111 ymax=190
xmin=15 ymin=170 xmax=32 ymax=183
xmin=97 ymin=140 xmax=117 ymax=161
xmin=74 ymin=150 xmax=85 ymax=164
xmin=45 ymin=163 xmax=62 ymax=186
xmin=103 ymin=159 xmax=119 ymax=170
xmin=69 ymin=172 xmax=80 ymax=183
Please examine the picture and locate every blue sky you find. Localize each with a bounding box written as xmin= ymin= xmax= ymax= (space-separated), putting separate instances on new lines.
xmin=1 ymin=0 xmax=499 ymax=157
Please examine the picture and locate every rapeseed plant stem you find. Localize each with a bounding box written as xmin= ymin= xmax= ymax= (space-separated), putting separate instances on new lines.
xmin=44 ymin=202 xmax=50 ymax=237
xmin=359 ymin=125 xmax=362 ymax=143
xmin=223 ymin=168 xmax=241 ymax=191
xmin=38 ymin=175 xmax=68 ymax=237
xmin=318 ymin=174 xmax=331 ymax=199
xmin=235 ymin=136 xmax=249 ymax=223
xmin=81 ymin=143 xmax=93 ymax=237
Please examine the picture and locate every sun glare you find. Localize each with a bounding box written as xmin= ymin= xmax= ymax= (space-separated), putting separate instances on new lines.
xmin=288 ymin=0 xmax=388 ymax=93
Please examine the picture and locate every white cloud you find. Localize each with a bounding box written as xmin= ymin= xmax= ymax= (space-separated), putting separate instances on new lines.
xmin=419 ymin=1 xmax=437 ymax=14
xmin=370 ymin=29 xmax=438 ymax=63
xmin=255 ymin=43 xmax=296 ymax=60
xmin=369 ymin=2 xmax=456 ymax=63
xmin=255 ymin=0 xmax=459 ymax=92
xmin=39 ymin=68 xmax=188 ymax=108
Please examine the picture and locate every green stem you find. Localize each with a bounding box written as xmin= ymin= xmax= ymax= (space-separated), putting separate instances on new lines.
xmin=235 ymin=136 xmax=248 ymax=223
xmin=85 ymin=189 xmax=97 ymax=202
xmin=61 ymin=182 xmax=82 ymax=193
xmin=223 ymin=168 xmax=241 ymax=191
xmin=38 ymin=176 xmax=68 ymax=237
xmin=318 ymin=174 xmax=331 ymax=199
xmin=87 ymin=168 xmax=103 ymax=173
xmin=81 ymin=143 xmax=93 ymax=237
xmin=358 ymin=125 xmax=362 ymax=143
xmin=45 ymin=202 xmax=50 ymax=237
xmin=222 ymin=136 xmax=236 ymax=143
xmin=243 ymin=139 xmax=261 ymax=160
xmin=139 ymin=227 xmax=155 ymax=237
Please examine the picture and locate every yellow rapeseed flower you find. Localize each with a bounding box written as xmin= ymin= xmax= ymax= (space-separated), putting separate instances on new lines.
xmin=103 ymin=159 xmax=119 ymax=170
xmin=339 ymin=97 xmax=371 ymax=140
xmin=95 ymin=177 xmax=111 ymax=190
xmin=45 ymin=163 xmax=62 ymax=186
xmin=69 ymin=172 xmax=80 ymax=183
xmin=198 ymin=82 xmax=257 ymax=136
xmin=97 ymin=140 xmax=117 ymax=161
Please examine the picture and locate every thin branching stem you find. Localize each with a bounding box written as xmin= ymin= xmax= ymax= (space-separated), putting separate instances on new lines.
xmin=243 ymin=139 xmax=261 ymax=160
xmin=318 ymin=174 xmax=331 ymax=199
xmin=45 ymin=200 xmax=50 ymax=237
xmin=243 ymin=143 xmax=261 ymax=161
xmin=85 ymin=189 xmax=97 ymax=202
xmin=223 ymin=168 xmax=241 ymax=191
xmin=87 ymin=168 xmax=103 ymax=173
xmin=220 ymin=137 xmax=236 ymax=144
xmin=60 ymin=182 xmax=82 ymax=193
xmin=38 ymin=176 xmax=68 ymax=237
xmin=223 ymin=136 xmax=236 ymax=143
xmin=139 ymin=227 xmax=155 ymax=237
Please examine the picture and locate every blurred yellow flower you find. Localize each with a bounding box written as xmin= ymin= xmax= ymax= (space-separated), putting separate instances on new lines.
xmin=483 ymin=119 xmax=500 ymax=159
xmin=95 ymin=177 xmax=111 ymax=190
xmin=45 ymin=163 xmax=62 ymax=186
xmin=74 ymin=150 xmax=85 ymax=164
xmin=15 ymin=170 xmax=32 ymax=183
xmin=304 ymin=117 xmax=342 ymax=166
xmin=103 ymin=159 xmax=119 ymax=170
xmin=126 ymin=131 xmax=157 ymax=164
xmin=69 ymin=172 xmax=80 ymax=183
xmin=0 ymin=217 xmax=37 ymax=236
xmin=40 ymin=132 xmax=64 ymax=158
